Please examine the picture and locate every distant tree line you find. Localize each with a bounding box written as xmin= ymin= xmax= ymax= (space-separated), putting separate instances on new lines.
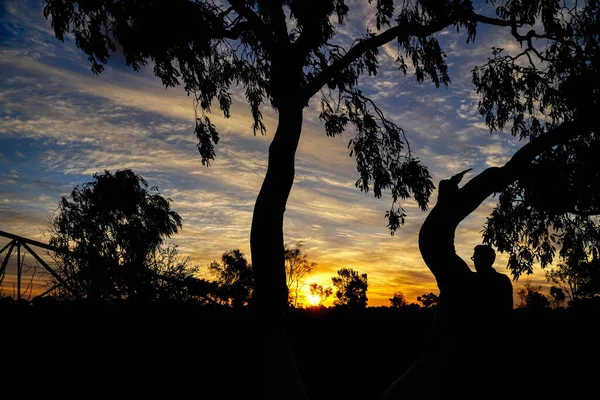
xmin=0 ymin=169 xmax=373 ymax=309
xmin=388 ymin=291 xmax=439 ymax=311
xmin=2 ymin=169 xmax=597 ymax=312
xmin=511 ymin=248 xmax=600 ymax=311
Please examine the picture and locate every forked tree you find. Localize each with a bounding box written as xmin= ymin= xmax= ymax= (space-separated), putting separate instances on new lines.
xmin=44 ymin=1 xmax=599 ymax=398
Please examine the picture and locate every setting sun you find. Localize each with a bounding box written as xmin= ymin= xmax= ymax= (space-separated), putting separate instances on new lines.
xmin=1 ymin=1 xmax=598 ymax=399
xmin=307 ymin=293 xmax=321 ymax=306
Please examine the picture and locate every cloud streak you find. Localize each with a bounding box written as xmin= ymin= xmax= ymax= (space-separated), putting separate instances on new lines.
xmin=0 ymin=0 xmax=554 ymax=306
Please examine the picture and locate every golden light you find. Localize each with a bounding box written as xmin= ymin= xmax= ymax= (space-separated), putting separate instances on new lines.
xmin=307 ymin=293 xmax=321 ymax=306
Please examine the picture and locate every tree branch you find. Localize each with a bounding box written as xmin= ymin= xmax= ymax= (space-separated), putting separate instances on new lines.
xmin=303 ymin=11 xmax=560 ymax=100
xmin=470 ymin=12 xmax=522 ymax=28
xmin=454 ymin=121 xmax=584 ymax=222
xmin=227 ymin=0 xmax=274 ymax=49
xmin=506 ymin=121 xmax=580 ymax=172
xmin=221 ymin=20 xmax=251 ymax=40
xmin=292 ymin=5 xmax=336 ymax=66
xmin=471 ymin=12 xmax=559 ymax=45
xmin=218 ymin=6 xmax=235 ymax=20
xmin=302 ymin=17 xmax=454 ymax=100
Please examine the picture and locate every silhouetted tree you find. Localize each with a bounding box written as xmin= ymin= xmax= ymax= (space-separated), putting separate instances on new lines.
xmin=42 ymin=0 xmax=438 ymax=323
xmin=578 ymin=258 xmax=600 ymax=308
xmin=43 ymin=1 xmax=600 ymax=398
xmin=472 ymin=3 xmax=600 ymax=279
xmin=331 ymin=268 xmax=368 ymax=308
xmin=209 ymin=249 xmax=254 ymax=307
xmin=416 ymin=292 xmax=439 ymax=310
xmin=148 ymin=243 xmax=220 ymax=304
xmin=48 ymin=169 xmax=185 ymax=302
xmin=308 ymin=283 xmax=333 ymax=307
xmin=516 ymin=282 xmax=550 ymax=310
xmin=285 ymin=242 xmax=316 ymax=307
xmin=389 ymin=291 xmax=408 ymax=308
xmin=42 ymin=0 xmax=581 ymax=316
xmin=549 ymin=286 xmax=566 ymax=309
xmin=545 ymin=250 xmax=600 ymax=307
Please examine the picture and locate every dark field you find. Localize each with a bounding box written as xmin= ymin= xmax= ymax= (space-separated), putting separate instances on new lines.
xmin=3 ymin=305 xmax=598 ymax=399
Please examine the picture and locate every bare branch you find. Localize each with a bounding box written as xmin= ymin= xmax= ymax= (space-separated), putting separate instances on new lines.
xmin=222 ymin=20 xmax=251 ymax=40
xmin=302 ymin=16 xmax=454 ymax=100
xmin=471 ymin=12 xmax=561 ymax=41
xmin=218 ymin=6 xmax=235 ymax=20
xmin=471 ymin=12 xmax=523 ymax=28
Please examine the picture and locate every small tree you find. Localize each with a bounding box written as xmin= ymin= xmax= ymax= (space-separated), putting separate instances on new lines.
xmin=308 ymin=283 xmax=333 ymax=307
xmin=545 ymin=252 xmax=600 ymax=306
xmin=148 ymin=243 xmax=220 ymax=304
xmin=389 ymin=291 xmax=408 ymax=308
xmin=285 ymin=242 xmax=316 ymax=307
xmin=331 ymin=268 xmax=368 ymax=308
xmin=209 ymin=249 xmax=254 ymax=307
xmin=516 ymin=282 xmax=550 ymax=310
xmin=49 ymin=169 xmax=184 ymax=302
xmin=416 ymin=292 xmax=439 ymax=310
xmin=549 ymin=286 xmax=566 ymax=309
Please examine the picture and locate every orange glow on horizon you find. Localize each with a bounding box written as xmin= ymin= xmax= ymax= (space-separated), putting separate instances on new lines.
xmin=307 ymin=293 xmax=321 ymax=306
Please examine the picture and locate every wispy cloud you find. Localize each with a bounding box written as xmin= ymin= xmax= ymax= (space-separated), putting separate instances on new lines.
xmin=0 ymin=0 xmax=554 ymax=305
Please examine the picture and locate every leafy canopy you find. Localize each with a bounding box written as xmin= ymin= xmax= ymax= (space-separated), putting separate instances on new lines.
xmin=42 ymin=0 xmax=488 ymax=230
xmin=309 ymin=283 xmax=333 ymax=306
xmin=516 ymin=282 xmax=551 ymax=310
xmin=331 ymin=268 xmax=368 ymax=308
xmin=416 ymin=292 xmax=439 ymax=310
xmin=474 ymin=1 xmax=600 ymax=277
xmin=389 ymin=291 xmax=408 ymax=308
xmin=43 ymin=1 xmax=600 ymax=277
xmin=545 ymin=251 xmax=600 ymax=305
xmin=49 ymin=169 xmax=184 ymax=301
xmin=209 ymin=249 xmax=254 ymax=307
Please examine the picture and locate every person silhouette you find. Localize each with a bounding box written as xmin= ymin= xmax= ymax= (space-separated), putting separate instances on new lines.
xmin=379 ymin=168 xmax=513 ymax=399
xmin=420 ymin=169 xmax=513 ymax=333
xmin=471 ymin=244 xmax=513 ymax=319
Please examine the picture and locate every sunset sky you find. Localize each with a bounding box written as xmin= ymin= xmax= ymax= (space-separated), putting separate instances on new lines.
xmin=0 ymin=0 xmax=553 ymax=306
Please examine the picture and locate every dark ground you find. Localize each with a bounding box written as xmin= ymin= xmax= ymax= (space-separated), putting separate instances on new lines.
xmin=2 ymin=304 xmax=598 ymax=399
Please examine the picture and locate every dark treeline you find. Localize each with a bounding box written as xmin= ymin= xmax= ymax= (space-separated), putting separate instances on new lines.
xmin=2 ymin=300 xmax=598 ymax=399
xmin=1 ymin=0 xmax=599 ymax=398
xmin=2 ymin=169 xmax=599 ymax=313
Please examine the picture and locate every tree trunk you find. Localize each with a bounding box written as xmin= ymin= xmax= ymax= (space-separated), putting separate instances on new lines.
xmin=379 ymin=121 xmax=582 ymax=399
xmin=250 ymin=103 xmax=308 ymax=399
xmin=251 ymin=103 xmax=304 ymax=317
